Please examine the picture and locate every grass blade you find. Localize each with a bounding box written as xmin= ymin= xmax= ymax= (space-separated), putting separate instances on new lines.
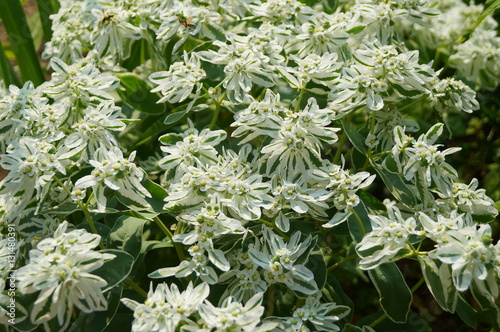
xmin=36 ymin=0 xmax=54 ymax=41
xmin=0 ymin=0 xmax=45 ymax=86
xmin=0 ymin=42 xmax=21 ymax=87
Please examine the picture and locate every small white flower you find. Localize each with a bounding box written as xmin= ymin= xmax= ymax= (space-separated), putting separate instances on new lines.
xmin=122 ymin=281 xmax=209 ymax=332
xmin=150 ymin=52 xmax=206 ymax=106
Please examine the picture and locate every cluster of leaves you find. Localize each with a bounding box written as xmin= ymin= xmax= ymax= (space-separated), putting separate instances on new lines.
xmin=1 ymin=0 xmax=500 ymax=331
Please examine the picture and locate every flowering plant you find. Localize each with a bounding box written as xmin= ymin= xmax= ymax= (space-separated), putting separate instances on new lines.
xmin=1 ymin=0 xmax=499 ymax=331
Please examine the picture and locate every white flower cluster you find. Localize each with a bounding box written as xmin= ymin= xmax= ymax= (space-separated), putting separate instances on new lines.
xmin=16 ymin=222 xmax=114 ymax=330
xmin=412 ymin=0 xmax=500 ymax=90
xmin=122 ymin=282 xmax=275 ymax=332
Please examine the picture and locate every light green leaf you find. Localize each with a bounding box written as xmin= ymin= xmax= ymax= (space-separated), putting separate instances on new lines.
xmin=107 ymin=216 xmax=147 ymax=260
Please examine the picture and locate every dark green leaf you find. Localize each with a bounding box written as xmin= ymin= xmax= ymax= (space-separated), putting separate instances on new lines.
xmin=77 ymin=222 xmax=112 ymax=240
xmin=341 ymin=119 xmax=367 ymax=154
xmin=368 ymin=263 xmax=412 ymax=323
xmin=92 ymin=249 xmax=135 ymax=291
xmin=307 ymin=250 xmax=327 ymax=290
xmin=456 ymin=294 xmax=477 ymax=329
xmin=0 ymin=42 xmax=20 ymax=87
xmin=346 ymin=26 xmax=366 ymax=34
xmin=164 ymin=109 xmax=188 ymax=125
xmin=117 ymin=73 xmax=164 ymax=114
xmin=35 ymin=0 xmax=54 ymax=41
xmin=372 ymin=162 xmax=418 ymax=206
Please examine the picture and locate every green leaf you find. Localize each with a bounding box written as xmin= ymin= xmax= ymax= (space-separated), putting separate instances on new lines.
xmin=341 ymin=119 xmax=367 ymax=154
xmin=0 ymin=0 xmax=45 ymax=85
xmin=368 ymin=263 xmax=412 ymax=323
xmin=40 ymin=201 xmax=80 ymax=215
xmin=164 ymin=109 xmax=188 ymax=125
xmin=77 ymin=222 xmax=112 ymax=240
xmin=68 ymin=285 xmax=123 ymax=332
xmin=117 ymin=73 xmax=165 ymax=114
xmin=107 ymin=216 xmax=147 ymax=260
xmin=141 ymin=177 xmax=169 ymax=214
xmin=343 ymin=324 xmax=363 ymax=332
xmin=346 ymin=25 xmax=366 ymax=34
xmin=372 ymin=162 xmax=418 ymax=207
xmin=35 ymin=0 xmax=54 ymax=41
xmin=470 ymin=277 xmax=500 ymax=330
xmin=0 ymin=42 xmax=20 ymax=87
xmin=92 ymin=249 xmax=135 ymax=291
xmin=323 ymin=275 xmax=355 ymax=322
xmin=307 ymin=250 xmax=327 ymax=290
xmin=418 ymin=256 xmax=458 ymax=313
xmin=5 ymin=292 xmax=33 ymax=331
xmin=456 ymin=294 xmax=477 ymax=329
xmin=26 ymin=9 xmax=43 ymax=52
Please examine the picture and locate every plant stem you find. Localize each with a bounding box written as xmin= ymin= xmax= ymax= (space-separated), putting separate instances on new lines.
xmin=362 ymin=112 xmax=377 ymax=171
xmin=53 ymin=175 xmax=104 ymax=249
xmin=125 ymin=278 xmax=148 ymax=299
xmin=209 ymin=91 xmax=226 ymax=130
xmin=327 ymin=254 xmax=358 ymax=271
xmin=349 ymin=206 xmax=366 ymax=236
xmin=295 ymin=86 xmax=306 ymax=112
xmin=333 ymin=133 xmax=347 ymax=165
xmin=369 ymin=313 xmax=387 ymax=328
xmin=258 ymin=218 xmax=290 ymax=241
xmin=266 ymin=283 xmax=275 ymax=316
xmin=411 ymin=277 xmax=425 ymax=293
xmin=153 ymin=216 xmax=185 ymax=261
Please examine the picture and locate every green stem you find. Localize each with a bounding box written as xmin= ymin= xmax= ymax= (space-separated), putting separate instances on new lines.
xmin=327 ymin=254 xmax=358 ymax=271
xmin=411 ymin=277 xmax=425 ymax=293
xmin=125 ymin=278 xmax=148 ymax=299
xmin=266 ymin=283 xmax=275 ymax=316
xmin=398 ymin=98 xmax=421 ymax=112
xmin=362 ymin=112 xmax=377 ymax=171
xmin=153 ymin=216 xmax=185 ymax=262
xmin=258 ymin=218 xmax=289 ymax=241
xmin=333 ymin=133 xmax=347 ymax=165
xmin=53 ymin=176 xmax=103 ymax=249
xmin=295 ymin=86 xmax=306 ymax=112
xmin=209 ymin=91 xmax=226 ymax=130
xmin=349 ymin=206 xmax=366 ymax=236
xmin=369 ymin=313 xmax=387 ymax=328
